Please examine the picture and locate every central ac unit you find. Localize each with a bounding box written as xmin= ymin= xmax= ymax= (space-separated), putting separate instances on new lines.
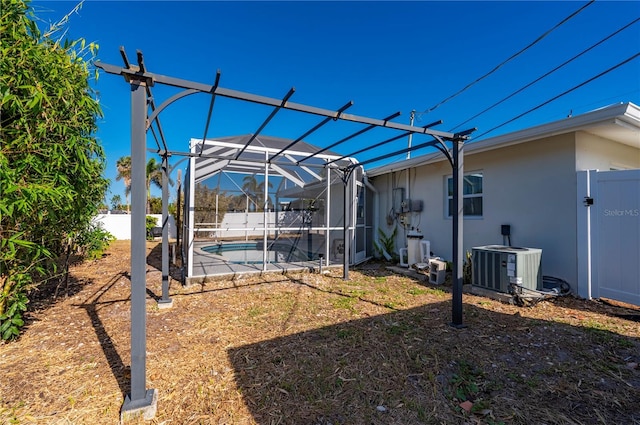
xmin=472 ymin=245 xmax=542 ymax=293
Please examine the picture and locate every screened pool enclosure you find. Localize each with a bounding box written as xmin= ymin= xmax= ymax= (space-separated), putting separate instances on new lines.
xmin=184 ymin=134 xmax=375 ymax=281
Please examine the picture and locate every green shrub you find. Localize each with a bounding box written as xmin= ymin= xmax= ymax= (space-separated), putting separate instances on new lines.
xmin=463 ymin=250 xmax=472 ymax=285
xmin=0 ymin=1 xmax=108 ymax=340
xmin=373 ymin=227 xmax=398 ymax=261
xmin=146 ymin=216 xmax=158 ymax=240
xmin=75 ymin=222 xmax=115 ymax=260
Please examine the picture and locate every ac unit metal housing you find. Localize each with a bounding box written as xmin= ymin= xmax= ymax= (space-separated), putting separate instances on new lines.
xmin=472 ymin=245 xmax=542 ymax=293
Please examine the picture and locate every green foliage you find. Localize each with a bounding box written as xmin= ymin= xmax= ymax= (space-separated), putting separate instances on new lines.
xmin=194 ymin=183 xmax=234 ymax=224
xmin=115 ymin=155 xmax=175 ymax=214
xmin=445 ymin=252 xmax=472 ymax=283
xmin=146 ymin=216 xmax=158 ymax=240
xmin=241 ymin=174 xmax=273 ymax=211
xmin=0 ymin=290 xmax=28 ymax=341
xmin=0 ymin=0 xmax=107 ymax=339
xmin=373 ymin=227 xmax=398 ymax=261
xmin=146 ymin=158 xmax=162 ymax=214
xmin=463 ymin=250 xmax=472 ymax=285
xmin=74 ymin=222 xmax=115 ymax=260
xmin=450 ymin=360 xmax=483 ymax=402
xmin=109 ymin=194 xmax=122 ymax=211
xmin=148 ymin=196 xmax=162 ymax=214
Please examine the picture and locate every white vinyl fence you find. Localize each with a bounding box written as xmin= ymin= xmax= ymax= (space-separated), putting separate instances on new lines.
xmin=577 ymin=169 xmax=640 ymax=306
xmin=94 ymin=213 xmax=177 ymax=240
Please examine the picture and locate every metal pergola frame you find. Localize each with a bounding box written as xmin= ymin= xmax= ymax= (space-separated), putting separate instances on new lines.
xmin=95 ymin=47 xmax=474 ymax=418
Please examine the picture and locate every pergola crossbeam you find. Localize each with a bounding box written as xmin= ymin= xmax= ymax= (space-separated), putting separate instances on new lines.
xmin=284 ymin=154 xmax=323 ymax=181
xmin=327 ymin=127 xmax=423 ymax=165
xmin=270 ymin=163 xmax=306 ymax=187
xmin=234 ymin=87 xmax=296 ymax=160
xmin=297 ymin=111 xmax=402 ymax=164
xmin=348 ymin=137 xmax=442 ymax=169
xmin=268 ymin=101 xmax=354 ymax=161
xmin=95 ymin=60 xmax=457 ymax=140
xmin=158 ymin=149 xmax=343 ymax=171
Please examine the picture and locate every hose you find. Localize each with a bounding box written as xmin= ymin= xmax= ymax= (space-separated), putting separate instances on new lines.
xmin=510 ymin=276 xmax=571 ymax=306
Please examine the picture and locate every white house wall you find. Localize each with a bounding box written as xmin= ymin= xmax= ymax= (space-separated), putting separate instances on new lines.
xmin=576 ymin=131 xmax=640 ymax=170
xmin=371 ymin=133 xmax=579 ymax=287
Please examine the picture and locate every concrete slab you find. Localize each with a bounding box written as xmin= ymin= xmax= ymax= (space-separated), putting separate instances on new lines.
xmin=469 ymin=285 xmax=514 ymax=303
xmin=385 ymin=265 xmax=515 ymax=304
xmin=188 ymin=240 xmax=341 ymax=280
xmin=385 ymin=265 xmax=430 ymax=283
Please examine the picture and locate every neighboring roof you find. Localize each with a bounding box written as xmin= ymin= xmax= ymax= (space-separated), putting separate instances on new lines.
xmin=367 ymin=102 xmax=640 ymax=177
xmin=190 ymin=134 xmax=356 ymax=186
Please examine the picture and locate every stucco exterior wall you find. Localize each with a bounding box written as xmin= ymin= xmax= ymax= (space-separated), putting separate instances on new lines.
xmin=371 ymin=133 xmax=579 ymax=287
xmin=575 ymin=131 xmax=640 ymax=170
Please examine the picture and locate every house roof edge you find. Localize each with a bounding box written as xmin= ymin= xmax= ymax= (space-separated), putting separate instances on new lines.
xmin=367 ymin=102 xmax=639 ymax=177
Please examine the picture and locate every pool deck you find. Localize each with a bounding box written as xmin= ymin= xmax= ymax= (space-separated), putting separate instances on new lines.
xmin=187 ymin=241 xmax=343 ymax=285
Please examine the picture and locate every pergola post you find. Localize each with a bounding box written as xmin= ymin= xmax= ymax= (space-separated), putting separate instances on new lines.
xmin=158 ymin=153 xmax=173 ymax=308
xmin=451 ymin=138 xmax=465 ymax=328
xmin=121 ymin=78 xmax=157 ymax=419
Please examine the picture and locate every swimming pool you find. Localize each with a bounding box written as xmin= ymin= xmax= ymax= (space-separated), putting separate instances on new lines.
xmin=201 ymin=241 xmax=313 ymax=264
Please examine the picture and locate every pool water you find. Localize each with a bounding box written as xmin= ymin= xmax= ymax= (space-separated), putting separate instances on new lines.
xmin=201 ymin=242 xmax=313 ymax=264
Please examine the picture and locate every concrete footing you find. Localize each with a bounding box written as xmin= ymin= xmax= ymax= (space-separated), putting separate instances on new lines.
xmin=120 ymin=389 xmax=158 ymax=422
xmin=157 ymin=299 xmax=174 ymax=309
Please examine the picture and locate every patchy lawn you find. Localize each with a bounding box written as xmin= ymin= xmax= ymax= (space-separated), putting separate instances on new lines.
xmin=1 ymin=240 xmax=639 ymax=424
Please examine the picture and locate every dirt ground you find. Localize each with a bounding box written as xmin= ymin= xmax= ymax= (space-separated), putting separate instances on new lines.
xmin=0 ymin=240 xmax=639 ymax=425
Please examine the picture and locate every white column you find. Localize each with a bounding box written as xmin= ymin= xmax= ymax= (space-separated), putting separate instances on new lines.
xmin=263 ymin=153 xmax=269 ymax=271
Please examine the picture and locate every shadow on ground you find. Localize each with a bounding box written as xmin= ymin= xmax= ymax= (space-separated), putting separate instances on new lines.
xmin=146 ymin=242 xmax=183 ymax=282
xmin=23 ymin=256 xmax=111 ymax=333
xmin=228 ymin=299 xmax=640 ymax=425
xmin=76 ymin=272 xmax=131 ymax=397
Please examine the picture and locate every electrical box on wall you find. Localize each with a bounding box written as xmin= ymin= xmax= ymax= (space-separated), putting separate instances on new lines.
xmin=392 ymin=188 xmax=405 ymax=214
xmin=399 ymin=214 xmax=410 ymax=226
xmin=401 ymin=199 xmax=411 ymax=213
xmin=410 ymin=200 xmax=423 ymax=212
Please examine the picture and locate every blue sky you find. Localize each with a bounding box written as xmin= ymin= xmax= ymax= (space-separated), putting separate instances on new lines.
xmin=31 ymin=1 xmax=640 ymax=202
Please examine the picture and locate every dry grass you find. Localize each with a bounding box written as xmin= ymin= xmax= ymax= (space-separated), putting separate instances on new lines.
xmin=1 ymin=240 xmax=639 ymax=425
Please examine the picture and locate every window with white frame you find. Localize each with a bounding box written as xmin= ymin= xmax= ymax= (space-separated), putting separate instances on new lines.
xmin=446 ymin=172 xmax=483 ymax=217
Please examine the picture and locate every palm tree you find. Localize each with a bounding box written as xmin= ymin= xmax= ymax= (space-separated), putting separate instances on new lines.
xmin=110 ymin=194 xmax=122 ymax=211
xmin=116 ymin=156 xmax=174 ymax=214
xmin=242 ymin=175 xmax=259 ymax=212
xmin=115 ymin=156 xmax=131 ymax=213
xmin=257 ymin=180 xmax=273 ymax=210
xmin=146 ymin=158 xmax=163 ymax=214
xmin=242 ymin=175 xmax=273 ymax=212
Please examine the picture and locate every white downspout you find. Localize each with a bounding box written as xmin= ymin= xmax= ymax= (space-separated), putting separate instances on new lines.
xmin=263 ymin=153 xmax=269 ymax=271
xmin=325 ymin=164 xmax=331 ymax=264
xmin=365 ymin=176 xmax=390 ymax=260
xmin=586 ymin=170 xmax=592 ymax=299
